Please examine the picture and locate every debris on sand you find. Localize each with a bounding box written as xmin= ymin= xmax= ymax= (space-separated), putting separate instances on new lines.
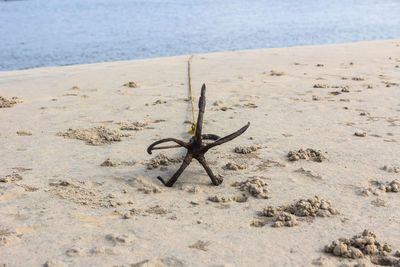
xmin=0 ymin=172 xmax=23 ymax=183
xmin=232 ymin=178 xmax=269 ymax=199
xmin=100 ymin=158 xmax=135 ymax=167
xmin=325 ymin=229 xmax=400 ymax=266
xmin=123 ymin=81 xmax=139 ymax=88
xmin=57 ymin=126 xmax=130 ymax=146
xmin=188 ymin=240 xmax=211 ymax=251
xmin=100 ymin=158 xmax=117 ymax=167
xmin=0 ymin=96 xmax=22 ymax=108
xmin=312 ymin=95 xmax=323 ymax=101
xmin=16 ymin=130 xmax=32 ymax=136
xmin=146 ymin=153 xmax=183 ymax=170
xmin=234 ymin=145 xmax=260 ymax=154
xmin=313 ymin=84 xmax=330 ymax=88
xmin=144 ymin=205 xmax=170 ymax=216
xmin=354 ymin=131 xmax=367 ymax=137
xmin=287 ymin=148 xmax=326 ymax=162
xmin=105 ymin=233 xmax=134 ymax=244
xmin=268 ymin=70 xmax=285 ymax=76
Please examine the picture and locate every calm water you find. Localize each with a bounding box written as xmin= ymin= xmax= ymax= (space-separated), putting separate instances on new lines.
xmin=1 ymin=0 xmax=400 ymax=70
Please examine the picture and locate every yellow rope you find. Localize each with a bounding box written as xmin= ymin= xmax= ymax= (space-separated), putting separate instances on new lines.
xmin=187 ymin=55 xmax=197 ymax=135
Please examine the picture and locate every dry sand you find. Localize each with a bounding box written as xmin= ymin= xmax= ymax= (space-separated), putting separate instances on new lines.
xmin=0 ymin=39 xmax=400 ymax=266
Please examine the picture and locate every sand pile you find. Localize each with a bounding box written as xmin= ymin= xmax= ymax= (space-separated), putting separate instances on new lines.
xmin=118 ymin=119 xmax=164 ymax=130
xmin=57 ymin=126 xmax=130 ymax=145
xmin=0 ymin=96 xmax=22 ymax=108
xmin=287 ymin=148 xmax=326 ymax=162
xmin=146 ymin=153 xmax=183 ymax=170
xmin=258 ymin=196 xmax=339 ymax=227
xmin=325 ymin=229 xmax=400 ymax=265
xmin=232 ymin=177 xmax=269 ymax=199
xmin=278 ymin=195 xmax=339 ymax=217
xmin=118 ymin=121 xmax=149 ymax=131
xmin=208 ymin=194 xmax=248 ymax=203
xmin=234 ymin=145 xmax=260 ymax=154
xmin=223 ymin=162 xmax=247 ymax=171
xmin=361 ymin=179 xmax=400 ymax=196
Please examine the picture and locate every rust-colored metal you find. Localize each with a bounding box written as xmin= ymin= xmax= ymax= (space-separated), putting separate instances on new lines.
xmin=147 ymin=84 xmax=250 ymax=187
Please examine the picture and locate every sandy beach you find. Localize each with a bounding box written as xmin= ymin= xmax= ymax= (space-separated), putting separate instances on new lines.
xmin=1 ymin=39 xmax=400 ymax=266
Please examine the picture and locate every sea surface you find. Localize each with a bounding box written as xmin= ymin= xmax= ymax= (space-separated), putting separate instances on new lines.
xmin=1 ymin=0 xmax=400 ymax=71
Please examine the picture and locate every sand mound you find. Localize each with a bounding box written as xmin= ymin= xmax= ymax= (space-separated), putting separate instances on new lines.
xmin=268 ymin=70 xmax=285 ymax=76
xmin=128 ymin=177 xmax=164 ymax=194
xmin=360 ymin=179 xmax=400 ymax=196
xmin=271 ymin=212 xmax=299 ymax=228
xmin=325 ymin=229 xmax=400 ymax=265
xmin=212 ymin=100 xmax=233 ymax=111
xmin=223 ymin=162 xmax=247 ymax=171
xmin=279 ymin=196 xmax=339 ymax=217
xmin=119 ymin=121 xmax=149 ymax=131
xmin=262 ymin=196 xmax=339 ymax=217
xmin=0 ymin=96 xmax=22 ymax=108
xmin=57 ymin=126 xmax=130 ymax=145
xmin=258 ymin=196 xmax=339 ymax=227
xmin=118 ymin=119 xmax=165 ymax=131
xmin=208 ymin=195 xmax=248 ymax=203
xmin=287 ymin=148 xmax=326 ymax=162
xmin=232 ymin=177 xmax=269 ymax=199
xmin=146 ymin=153 xmax=183 ymax=170
xmin=234 ymin=145 xmax=260 ymax=154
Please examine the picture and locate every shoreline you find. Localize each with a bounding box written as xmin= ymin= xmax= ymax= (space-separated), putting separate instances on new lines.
xmin=1 ymin=38 xmax=399 ymax=73
xmin=1 ymin=39 xmax=399 ymax=266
